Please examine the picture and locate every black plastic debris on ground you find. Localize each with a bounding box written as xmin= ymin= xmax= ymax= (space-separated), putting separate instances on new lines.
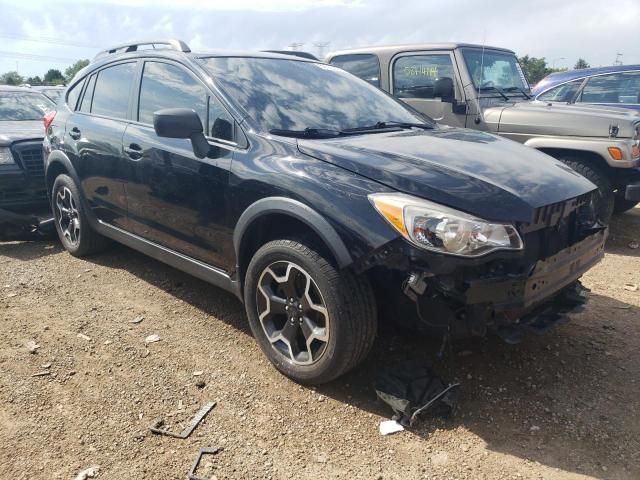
xmin=0 ymin=208 xmax=55 ymax=242
xmin=150 ymin=401 xmax=216 ymax=439
xmin=375 ymin=363 xmax=460 ymax=427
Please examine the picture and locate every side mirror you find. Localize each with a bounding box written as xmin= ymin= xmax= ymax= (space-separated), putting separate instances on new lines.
xmin=433 ymin=77 xmax=454 ymax=103
xmin=153 ymin=108 xmax=209 ymax=159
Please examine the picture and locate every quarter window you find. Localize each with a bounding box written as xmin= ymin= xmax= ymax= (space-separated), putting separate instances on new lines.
xmin=91 ymin=63 xmax=136 ymax=119
xmin=329 ymin=54 xmax=381 ymax=87
xmin=66 ymin=79 xmax=85 ymax=110
xmin=537 ymin=79 xmax=582 ymax=103
xmin=79 ymin=74 xmax=96 ymax=113
xmin=579 ymin=72 xmax=640 ymax=105
xmin=392 ymin=54 xmax=455 ymax=99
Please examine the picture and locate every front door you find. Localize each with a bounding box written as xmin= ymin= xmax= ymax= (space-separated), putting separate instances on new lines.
xmin=123 ymin=60 xmax=236 ymax=268
xmin=389 ymin=51 xmax=466 ymax=127
xmin=64 ymin=61 xmax=138 ymax=229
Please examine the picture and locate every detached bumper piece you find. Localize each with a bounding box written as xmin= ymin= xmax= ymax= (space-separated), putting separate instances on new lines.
xmin=0 ymin=208 xmax=54 ymax=241
xmin=626 ymin=182 xmax=640 ymax=202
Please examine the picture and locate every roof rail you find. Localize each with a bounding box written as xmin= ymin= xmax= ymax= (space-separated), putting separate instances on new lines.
xmin=94 ymin=39 xmax=191 ymax=60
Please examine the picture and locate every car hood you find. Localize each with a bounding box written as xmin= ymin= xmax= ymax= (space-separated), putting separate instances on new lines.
xmin=298 ymin=127 xmax=596 ymax=223
xmin=0 ymin=120 xmax=44 ymax=146
xmin=484 ymin=101 xmax=640 ymax=138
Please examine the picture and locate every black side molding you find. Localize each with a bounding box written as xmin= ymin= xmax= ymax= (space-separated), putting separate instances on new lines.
xmin=96 ymin=221 xmax=242 ymax=301
xmin=625 ymin=183 xmax=640 ymax=202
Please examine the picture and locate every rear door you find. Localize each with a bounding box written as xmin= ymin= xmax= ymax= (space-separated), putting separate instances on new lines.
xmin=64 ymin=61 xmax=137 ymax=229
xmin=123 ymin=59 xmax=235 ymax=268
xmin=389 ymin=51 xmax=466 ymax=127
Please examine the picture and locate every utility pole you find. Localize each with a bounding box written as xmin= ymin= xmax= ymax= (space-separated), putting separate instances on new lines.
xmin=288 ymin=42 xmax=304 ymax=51
xmin=313 ymin=42 xmax=330 ymax=59
xmin=614 ymin=53 xmax=623 ymax=65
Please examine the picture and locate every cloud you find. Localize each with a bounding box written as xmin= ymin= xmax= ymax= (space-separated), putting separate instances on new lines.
xmin=0 ymin=0 xmax=638 ymax=78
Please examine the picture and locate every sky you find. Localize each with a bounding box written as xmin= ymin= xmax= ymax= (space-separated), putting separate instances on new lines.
xmin=0 ymin=0 xmax=638 ymax=79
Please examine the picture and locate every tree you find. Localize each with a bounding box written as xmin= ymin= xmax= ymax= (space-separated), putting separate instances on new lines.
xmin=25 ymin=75 xmax=43 ymax=86
xmin=574 ymin=58 xmax=590 ymax=70
xmin=65 ymin=59 xmax=89 ymax=81
xmin=43 ymin=69 xmax=65 ymax=85
xmin=0 ymin=71 xmax=24 ymax=85
xmin=518 ymin=55 xmax=550 ymax=85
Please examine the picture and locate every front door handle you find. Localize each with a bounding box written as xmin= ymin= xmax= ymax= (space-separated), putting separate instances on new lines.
xmin=124 ymin=143 xmax=143 ymax=160
xmin=69 ymin=127 xmax=81 ymax=140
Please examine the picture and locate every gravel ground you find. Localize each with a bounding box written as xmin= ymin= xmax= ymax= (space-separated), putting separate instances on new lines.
xmin=0 ymin=207 xmax=638 ymax=480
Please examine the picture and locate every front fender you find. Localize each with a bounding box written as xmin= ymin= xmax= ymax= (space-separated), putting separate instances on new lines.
xmin=233 ymin=197 xmax=353 ymax=269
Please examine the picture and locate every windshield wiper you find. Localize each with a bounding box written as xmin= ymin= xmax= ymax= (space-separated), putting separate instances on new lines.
xmin=269 ymin=128 xmax=342 ymax=139
xmin=502 ymin=86 xmax=531 ymax=99
xmin=341 ymin=121 xmax=434 ymax=134
xmin=477 ymin=85 xmax=509 ymax=101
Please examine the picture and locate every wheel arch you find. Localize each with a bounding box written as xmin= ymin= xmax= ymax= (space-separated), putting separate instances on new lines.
xmin=45 ymin=151 xmax=81 ymax=197
xmin=234 ymin=197 xmax=353 ymax=284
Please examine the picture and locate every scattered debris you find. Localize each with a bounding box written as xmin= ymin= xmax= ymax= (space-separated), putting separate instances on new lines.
xmin=41 ymin=363 xmax=51 ymax=369
xmin=74 ymin=465 xmax=100 ymax=480
xmin=375 ymin=363 xmax=460 ymax=427
xmin=25 ymin=340 xmax=40 ymax=354
xmin=187 ymin=447 xmax=221 ymax=480
xmin=145 ymin=334 xmax=161 ymax=344
xmin=31 ymin=371 xmax=51 ymax=377
xmin=530 ymin=425 xmax=541 ymax=432
xmin=129 ymin=316 xmax=144 ymax=324
xmin=150 ymin=401 xmax=216 ymax=439
xmin=195 ymin=379 xmax=206 ymax=389
xmin=379 ymin=419 xmax=405 ymax=436
xmin=193 ymin=371 xmax=204 ymax=376
xmin=77 ymin=333 xmax=92 ymax=341
xmin=103 ymin=340 xmax=113 ymax=345
xmin=7 ymin=292 xmax=17 ymax=298
xmin=628 ymin=240 xmax=639 ymax=250
xmin=623 ymin=283 xmax=638 ymax=292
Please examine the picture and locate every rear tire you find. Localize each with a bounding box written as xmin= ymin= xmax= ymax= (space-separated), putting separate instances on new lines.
xmin=613 ymin=197 xmax=638 ymax=215
xmin=52 ymin=174 xmax=110 ymax=257
xmin=244 ymin=239 xmax=377 ymax=385
xmin=557 ymin=157 xmax=614 ymax=223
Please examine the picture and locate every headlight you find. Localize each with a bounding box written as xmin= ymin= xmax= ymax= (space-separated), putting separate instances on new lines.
xmin=0 ymin=147 xmax=14 ymax=165
xmin=369 ymin=193 xmax=523 ymax=257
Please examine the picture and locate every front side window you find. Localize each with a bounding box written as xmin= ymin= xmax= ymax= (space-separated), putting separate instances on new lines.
xmin=329 ymin=54 xmax=381 ymax=87
xmin=137 ymin=61 xmax=208 ymax=127
xmin=537 ymin=79 xmax=583 ymax=103
xmin=392 ymin=54 xmax=455 ymax=99
xmin=0 ymin=92 xmax=54 ymax=121
xmin=461 ymin=48 xmax=529 ymax=93
xmin=200 ymin=57 xmax=429 ymax=132
xmin=579 ymin=72 xmax=640 ymax=104
xmin=91 ymin=62 xmax=136 ymax=119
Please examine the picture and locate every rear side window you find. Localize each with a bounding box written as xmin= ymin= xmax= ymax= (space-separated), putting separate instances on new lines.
xmin=537 ymin=79 xmax=582 ymax=102
xmin=79 ymin=74 xmax=96 ymax=113
xmin=392 ymin=54 xmax=455 ymax=99
xmin=66 ymin=79 xmax=85 ymax=110
xmin=137 ymin=61 xmax=208 ymax=126
xmin=91 ymin=62 xmax=136 ymax=119
xmin=579 ymin=72 xmax=640 ymax=105
xmin=329 ymin=54 xmax=380 ymax=87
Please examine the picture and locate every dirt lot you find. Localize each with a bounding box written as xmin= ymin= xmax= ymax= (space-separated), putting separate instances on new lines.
xmin=1 ymin=208 xmax=639 ymax=480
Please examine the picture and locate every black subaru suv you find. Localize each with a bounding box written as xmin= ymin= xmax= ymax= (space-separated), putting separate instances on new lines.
xmin=44 ymin=40 xmax=605 ymax=384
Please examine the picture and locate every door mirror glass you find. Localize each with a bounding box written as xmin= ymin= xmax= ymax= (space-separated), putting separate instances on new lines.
xmin=433 ymin=77 xmax=454 ymax=103
xmin=153 ymin=108 xmax=209 ymax=158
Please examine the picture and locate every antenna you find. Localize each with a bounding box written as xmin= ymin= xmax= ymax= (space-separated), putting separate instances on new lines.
xmin=474 ymin=31 xmax=487 ymax=125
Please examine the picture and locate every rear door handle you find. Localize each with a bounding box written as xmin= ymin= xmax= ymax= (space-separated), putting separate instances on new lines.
xmin=124 ymin=143 xmax=143 ymax=160
xmin=69 ymin=127 xmax=81 ymax=140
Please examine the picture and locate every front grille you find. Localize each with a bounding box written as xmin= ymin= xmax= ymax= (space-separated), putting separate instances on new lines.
xmin=521 ymin=192 xmax=593 ymax=234
xmin=13 ymin=142 xmax=45 ymax=178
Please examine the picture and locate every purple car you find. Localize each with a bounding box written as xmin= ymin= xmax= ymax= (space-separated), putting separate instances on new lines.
xmin=532 ymin=65 xmax=640 ymax=111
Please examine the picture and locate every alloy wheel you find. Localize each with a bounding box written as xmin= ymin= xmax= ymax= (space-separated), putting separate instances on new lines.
xmin=256 ymin=261 xmax=330 ymax=366
xmin=55 ymin=186 xmax=80 ymax=246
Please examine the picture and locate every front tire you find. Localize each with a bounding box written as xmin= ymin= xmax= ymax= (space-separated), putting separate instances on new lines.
xmin=557 ymin=157 xmax=614 ymax=223
xmin=52 ymin=174 xmax=110 ymax=257
xmin=244 ymin=239 xmax=377 ymax=384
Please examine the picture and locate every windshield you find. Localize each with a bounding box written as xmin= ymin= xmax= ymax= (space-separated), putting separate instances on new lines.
xmin=199 ymin=57 xmax=431 ymax=132
xmin=0 ymin=92 xmax=55 ymax=121
xmin=461 ymin=48 xmax=529 ymax=93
